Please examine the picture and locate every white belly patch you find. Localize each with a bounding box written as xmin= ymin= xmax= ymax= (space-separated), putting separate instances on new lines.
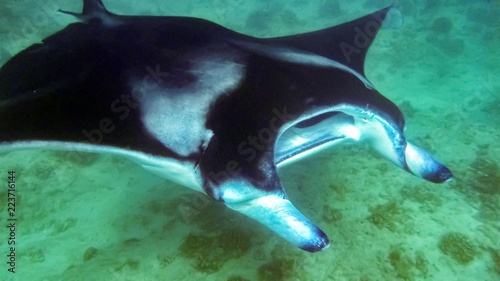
xmin=138 ymin=48 xmax=246 ymax=157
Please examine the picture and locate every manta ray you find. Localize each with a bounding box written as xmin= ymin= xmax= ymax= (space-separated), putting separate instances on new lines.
xmin=0 ymin=0 xmax=452 ymax=252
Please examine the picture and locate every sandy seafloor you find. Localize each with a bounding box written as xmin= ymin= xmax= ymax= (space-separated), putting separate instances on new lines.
xmin=0 ymin=0 xmax=499 ymax=280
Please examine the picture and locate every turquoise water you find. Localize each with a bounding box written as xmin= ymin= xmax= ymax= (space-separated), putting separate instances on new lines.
xmin=0 ymin=0 xmax=499 ymax=280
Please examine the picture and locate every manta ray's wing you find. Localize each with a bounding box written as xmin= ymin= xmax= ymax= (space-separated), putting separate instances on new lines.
xmin=0 ymin=22 xmax=173 ymax=157
xmin=0 ymin=5 xmax=220 ymax=191
xmin=267 ymin=6 xmax=395 ymax=77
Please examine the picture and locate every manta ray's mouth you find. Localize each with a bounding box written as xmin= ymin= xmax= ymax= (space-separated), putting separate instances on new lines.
xmin=274 ymin=111 xmax=357 ymax=167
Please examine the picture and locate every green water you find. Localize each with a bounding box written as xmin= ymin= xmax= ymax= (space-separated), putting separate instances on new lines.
xmin=0 ymin=0 xmax=499 ymax=280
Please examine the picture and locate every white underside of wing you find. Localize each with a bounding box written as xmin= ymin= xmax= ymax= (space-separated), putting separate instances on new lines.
xmin=0 ymin=140 xmax=203 ymax=192
xmin=229 ymin=40 xmax=374 ymax=89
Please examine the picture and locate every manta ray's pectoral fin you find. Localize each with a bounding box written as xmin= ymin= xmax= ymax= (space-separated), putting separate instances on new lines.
xmin=265 ymin=5 xmax=397 ymax=76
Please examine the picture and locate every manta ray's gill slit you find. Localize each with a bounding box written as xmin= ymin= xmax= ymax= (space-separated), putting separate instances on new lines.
xmin=274 ymin=112 xmax=357 ymax=166
xmin=294 ymin=111 xmax=340 ymax=128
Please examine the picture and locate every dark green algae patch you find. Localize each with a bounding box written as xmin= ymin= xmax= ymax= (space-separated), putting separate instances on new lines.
xmin=179 ymin=228 xmax=252 ymax=273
